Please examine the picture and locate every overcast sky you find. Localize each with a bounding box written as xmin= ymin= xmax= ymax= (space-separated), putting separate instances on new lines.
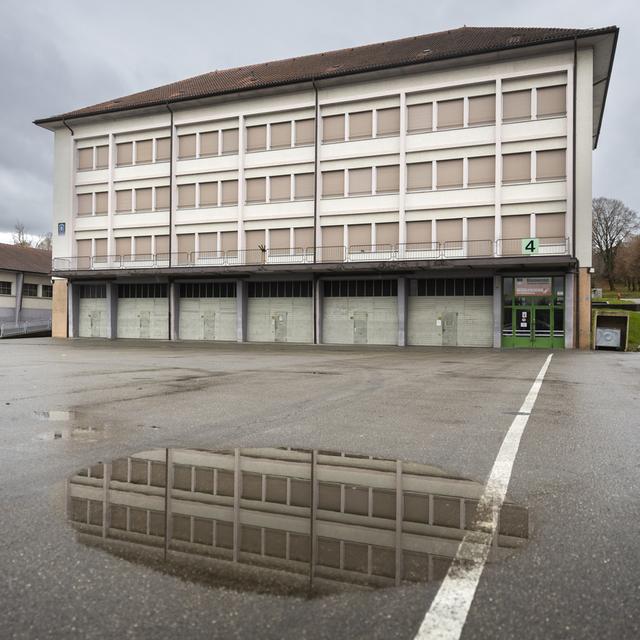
xmin=0 ymin=0 xmax=636 ymax=241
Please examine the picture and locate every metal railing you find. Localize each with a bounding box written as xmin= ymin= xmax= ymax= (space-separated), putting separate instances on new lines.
xmin=52 ymin=237 xmax=570 ymax=271
xmin=0 ymin=319 xmax=52 ymax=338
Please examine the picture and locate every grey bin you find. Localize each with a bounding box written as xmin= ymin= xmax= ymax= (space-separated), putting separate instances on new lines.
xmin=595 ymin=327 xmax=621 ymax=349
xmin=593 ymin=313 xmax=629 ymax=351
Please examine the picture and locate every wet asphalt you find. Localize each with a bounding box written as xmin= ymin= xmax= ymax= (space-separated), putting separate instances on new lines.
xmin=0 ymin=338 xmax=638 ymax=639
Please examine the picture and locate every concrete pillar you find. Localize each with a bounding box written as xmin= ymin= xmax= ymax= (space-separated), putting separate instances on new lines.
xmin=68 ymin=281 xmax=79 ymax=338
xmin=236 ymin=280 xmax=247 ymax=342
xmin=577 ymin=267 xmax=591 ymax=349
xmin=169 ymin=281 xmax=179 ymax=340
xmin=14 ymin=272 xmax=24 ymax=324
xmin=51 ymin=278 xmax=68 ymax=338
xmin=397 ymin=277 xmax=407 ymax=347
xmin=314 ymin=278 xmax=323 ymax=344
xmin=492 ymin=275 xmax=502 ymax=349
xmin=564 ymin=272 xmax=575 ymax=349
xmin=106 ymin=282 xmax=117 ymax=339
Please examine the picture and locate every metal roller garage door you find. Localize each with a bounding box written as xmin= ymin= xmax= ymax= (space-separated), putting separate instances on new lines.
xmin=116 ymin=283 xmax=168 ymax=339
xmin=407 ymin=277 xmax=493 ymax=347
xmin=78 ymin=285 xmax=107 ymax=338
xmin=322 ymin=279 xmax=398 ymax=345
xmin=179 ymin=282 xmax=236 ymax=341
xmin=247 ymin=281 xmax=313 ymax=343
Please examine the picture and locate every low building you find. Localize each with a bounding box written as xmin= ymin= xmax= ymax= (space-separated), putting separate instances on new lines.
xmin=34 ymin=26 xmax=618 ymax=348
xmin=0 ymin=243 xmax=52 ymax=335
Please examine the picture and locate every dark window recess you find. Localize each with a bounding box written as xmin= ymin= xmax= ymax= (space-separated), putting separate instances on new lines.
xmin=118 ymin=283 xmax=168 ymax=298
xmin=411 ymin=277 xmax=493 ymax=297
xmin=79 ymin=284 xmax=107 ymax=299
xmin=247 ymin=281 xmax=313 ymax=298
xmin=179 ymin=282 xmax=237 ymax=298
xmin=0 ymin=281 xmax=11 ymax=295
xmin=22 ymin=283 xmax=38 ymax=297
xmin=41 ymin=284 xmax=53 ymax=298
xmin=323 ymin=279 xmax=398 ymax=297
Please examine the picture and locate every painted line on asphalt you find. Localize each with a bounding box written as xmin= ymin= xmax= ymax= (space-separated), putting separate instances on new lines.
xmin=414 ymin=353 xmax=553 ymax=640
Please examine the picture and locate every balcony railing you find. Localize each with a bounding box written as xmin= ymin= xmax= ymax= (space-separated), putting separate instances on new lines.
xmin=52 ymin=237 xmax=570 ymax=271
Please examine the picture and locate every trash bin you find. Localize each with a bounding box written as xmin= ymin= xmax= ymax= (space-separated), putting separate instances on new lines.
xmin=593 ymin=313 xmax=629 ymax=351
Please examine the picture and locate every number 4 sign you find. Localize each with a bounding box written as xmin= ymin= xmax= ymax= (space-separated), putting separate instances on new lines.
xmin=521 ymin=238 xmax=539 ymax=254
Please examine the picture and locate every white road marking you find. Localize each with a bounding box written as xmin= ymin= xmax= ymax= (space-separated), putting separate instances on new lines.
xmin=414 ymin=353 xmax=553 ymax=640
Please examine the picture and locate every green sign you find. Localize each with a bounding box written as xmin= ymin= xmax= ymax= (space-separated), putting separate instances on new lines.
xmin=521 ymin=238 xmax=540 ymax=255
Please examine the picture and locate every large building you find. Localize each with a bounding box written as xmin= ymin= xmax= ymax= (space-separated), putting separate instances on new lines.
xmin=35 ymin=26 xmax=618 ymax=348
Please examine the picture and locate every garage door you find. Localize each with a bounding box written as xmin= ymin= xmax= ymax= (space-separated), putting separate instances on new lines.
xmin=247 ymin=281 xmax=313 ymax=343
xmin=78 ymin=284 xmax=108 ymax=338
xmin=407 ymin=277 xmax=493 ymax=347
xmin=117 ymin=283 xmax=168 ymax=339
xmin=179 ymin=282 xmax=236 ymax=341
xmin=322 ymin=279 xmax=398 ymax=345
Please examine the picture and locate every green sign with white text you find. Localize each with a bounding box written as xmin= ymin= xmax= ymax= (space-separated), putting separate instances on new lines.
xmin=521 ymin=238 xmax=540 ymax=255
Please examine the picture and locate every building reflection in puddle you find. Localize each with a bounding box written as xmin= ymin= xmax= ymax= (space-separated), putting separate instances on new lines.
xmin=67 ymin=448 xmax=528 ymax=596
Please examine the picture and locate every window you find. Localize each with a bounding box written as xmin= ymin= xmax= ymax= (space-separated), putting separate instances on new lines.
xmin=77 ymin=148 xmax=93 ymax=171
xmin=135 ymin=188 xmax=152 ymax=211
xmin=349 ymin=111 xmax=372 ymax=140
xmin=156 ymin=138 xmax=171 ymax=161
xmin=22 ymin=283 xmax=38 ymax=297
xmin=116 ymin=142 xmax=133 ymax=166
xmin=246 ymin=177 xmax=266 ymax=203
xmin=295 ymin=119 xmax=315 ymax=146
xmin=247 ymin=281 xmax=313 ymax=298
xmin=246 ymin=125 xmax=267 ymax=152
xmin=155 ymin=186 xmax=170 ymax=210
xmin=468 ymin=156 xmax=495 ymax=186
xmin=41 ymin=285 xmax=53 ymax=298
xmin=95 ymin=192 xmax=108 ymax=214
xmin=269 ymin=175 xmax=291 ymax=202
xmin=221 ymin=180 xmax=238 ymax=205
xmin=377 ymin=107 xmax=400 ymax=136
xmin=502 ymin=153 xmax=531 ymax=183
xmin=177 ymin=184 xmax=196 ymax=208
xmin=200 ymin=131 xmax=218 ymax=156
xmin=437 ymin=99 xmax=463 ymax=129
xmin=0 ymin=281 xmax=11 ymax=295
xmin=436 ymin=159 xmax=463 ymax=189
xmin=323 ymin=279 xmax=398 ymax=297
xmin=79 ymin=285 xmax=106 ymax=298
xmin=221 ymin=128 xmax=239 ymax=154
xmin=199 ymin=182 xmax=218 ymax=206
xmin=348 ymin=168 xmax=372 ymax=196
xmin=468 ymin=95 xmax=495 ymax=126
xmin=322 ymin=170 xmax=344 ymax=197
xmin=179 ymin=282 xmax=236 ymax=298
xmin=270 ymin=122 xmax=291 ymax=149
xmin=118 ymin=283 xmax=167 ymax=298
xmin=407 ymin=162 xmax=432 ymax=191
xmin=294 ymin=173 xmax=314 ymax=200
xmin=503 ymin=90 xmax=531 ymax=122
xmin=536 ymin=213 xmax=566 ymax=239
xmin=178 ymin=134 xmax=196 ymax=159
xmin=536 ymin=149 xmax=566 ymax=180
xmin=322 ymin=115 xmax=345 ymax=143
xmin=411 ymin=277 xmax=493 ymax=296
xmin=537 ymin=85 xmax=566 ymax=118
xmin=136 ymin=140 xmax=153 ymax=163
xmin=376 ymin=165 xmax=399 ymax=193
xmin=116 ymin=189 xmax=132 ymax=212
xmin=407 ymin=103 xmax=432 ymax=133
xmin=96 ymin=146 xmax=109 ymax=169
xmin=77 ymin=194 xmax=93 ymax=216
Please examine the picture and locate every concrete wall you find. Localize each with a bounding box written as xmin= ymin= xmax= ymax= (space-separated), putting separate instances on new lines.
xmin=322 ymin=297 xmax=398 ymax=345
xmin=247 ymin=298 xmax=313 ymax=343
xmin=52 ymin=279 xmax=68 ymax=337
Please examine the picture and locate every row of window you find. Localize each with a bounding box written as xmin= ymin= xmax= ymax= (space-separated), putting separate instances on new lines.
xmin=0 ymin=281 xmax=51 ymax=298
xmin=410 ymin=278 xmax=494 ymax=297
xmin=179 ymin=282 xmax=237 ymax=298
xmin=118 ymin=284 xmax=168 ymax=298
xmin=323 ymin=279 xmax=399 ymax=297
xmin=247 ymin=281 xmax=313 ymax=298
xmin=79 ymin=285 xmax=107 ymax=299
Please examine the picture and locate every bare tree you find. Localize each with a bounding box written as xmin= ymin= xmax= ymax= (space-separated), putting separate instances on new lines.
xmin=592 ymin=197 xmax=639 ymax=290
xmin=12 ymin=221 xmax=33 ymax=247
xmin=35 ymin=232 xmax=52 ymax=251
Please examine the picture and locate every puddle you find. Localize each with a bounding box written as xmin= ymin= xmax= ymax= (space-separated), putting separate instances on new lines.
xmin=66 ymin=447 xmax=528 ymax=597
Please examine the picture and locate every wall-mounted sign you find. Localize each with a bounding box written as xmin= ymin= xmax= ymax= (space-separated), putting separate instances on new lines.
xmin=516 ymin=308 xmax=530 ymax=330
xmin=521 ymin=238 xmax=540 ymax=254
xmin=57 ymin=222 xmax=66 ymax=236
xmin=515 ymin=277 xmax=552 ymax=297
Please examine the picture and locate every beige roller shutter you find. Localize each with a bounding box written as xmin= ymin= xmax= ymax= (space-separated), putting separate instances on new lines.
xmin=135 ymin=188 xmax=152 ymax=211
xmin=155 ymin=186 xmax=170 ymax=210
xmin=348 ymin=168 xmax=372 ymax=195
xmin=348 ymin=224 xmax=371 ymax=247
xmin=437 ymin=159 xmax=463 ymax=189
xmin=221 ymin=180 xmax=238 ymax=205
xmin=437 ymin=99 xmax=463 ymax=129
xmin=269 ymin=228 xmax=290 ymax=249
xmin=246 ymin=125 xmax=267 ymax=152
xmin=95 ymin=192 xmax=108 ymax=215
xmin=222 ymin=128 xmax=239 ymax=154
xmin=155 ymin=235 xmax=169 ymax=255
xmin=502 ymin=153 xmax=531 ymax=183
xmin=376 ymin=222 xmax=398 ymax=246
xmin=115 ymin=237 xmax=131 ymax=257
xmin=468 ymin=156 xmax=495 ymax=186
xmin=536 ymin=149 xmax=566 ymax=180
xmin=503 ymin=90 xmax=531 ymax=121
xmin=536 ymin=213 xmax=565 ymax=238
xmin=322 ymin=226 xmax=344 ymax=247
xmin=407 ymin=162 xmax=432 ymax=191
xmin=269 ymin=175 xmax=291 ymax=201
xmin=199 ymin=233 xmax=217 ymax=253
xmin=406 ymin=221 xmax=431 ymax=244
xmin=177 ymin=234 xmax=195 ymax=255
xmin=322 ymin=170 xmax=344 ymax=197
xmin=295 ymin=119 xmax=315 ymax=145
xmin=136 ymin=140 xmax=153 ymax=163
xmin=220 ymin=231 xmax=237 ymax=252
xmin=502 ymin=214 xmax=530 ymax=238
xmin=270 ymin=122 xmax=291 ymax=149
xmin=199 ymin=182 xmax=217 ymax=206
xmin=436 ymin=219 xmax=462 ymax=243
xmin=376 ymin=165 xmax=399 ymax=193
xmin=467 ymin=217 xmax=495 ymax=256
xmin=246 ymin=177 xmax=266 ymax=203
xmin=377 ymin=107 xmax=400 ymax=136
xmin=294 ymin=227 xmax=314 ymax=249
xmin=156 ymin=138 xmax=171 ymax=161
xmin=116 ymin=189 xmax=132 ymax=212
xmin=245 ymin=229 xmax=265 ymax=251
xmin=178 ymin=134 xmax=196 ymax=159
xmin=76 ymin=239 xmax=91 ymax=257
xmin=77 ymin=194 xmax=92 ymax=216
xmin=94 ymin=238 xmax=107 ymax=258
xmin=537 ymin=85 xmax=566 ymax=118
xmin=407 ymin=103 xmax=432 ymax=132
xmin=116 ymin=142 xmax=133 ymax=166
xmin=294 ymin=173 xmax=314 ymax=199
xmin=468 ymin=95 xmax=495 ymax=125
xmin=323 ymin=115 xmax=345 ymax=143
xmin=96 ymin=146 xmax=109 ymax=169
xmin=78 ymin=148 xmax=93 ymax=170
xmin=349 ymin=111 xmax=372 ymax=139
xmin=200 ymin=131 xmax=218 ymax=156
xmin=135 ymin=236 xmax=152 ymax=256
xmin=178 ymin=184 xmax=196 ymax=208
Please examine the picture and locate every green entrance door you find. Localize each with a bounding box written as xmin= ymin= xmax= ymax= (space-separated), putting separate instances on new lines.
xmin=502 ymin=277 xmax=564 ymax=348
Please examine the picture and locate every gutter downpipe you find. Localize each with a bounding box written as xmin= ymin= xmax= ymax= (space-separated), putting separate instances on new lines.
xmin=166 ymin=103 xmax=175 ymax=340
xmin=572 ymin=37 xmax=579 ymax=348
xmin=312 ymin=80 xmax=319 ymax=344
xmin=62 ymin=119 xmax=74 ymax=136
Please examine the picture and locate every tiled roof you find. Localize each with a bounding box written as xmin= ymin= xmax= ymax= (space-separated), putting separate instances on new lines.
xmin=34 ymin=26 xmax=616 ymax=124
xmin=0 ymin=243 xmax=52 ymax=275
